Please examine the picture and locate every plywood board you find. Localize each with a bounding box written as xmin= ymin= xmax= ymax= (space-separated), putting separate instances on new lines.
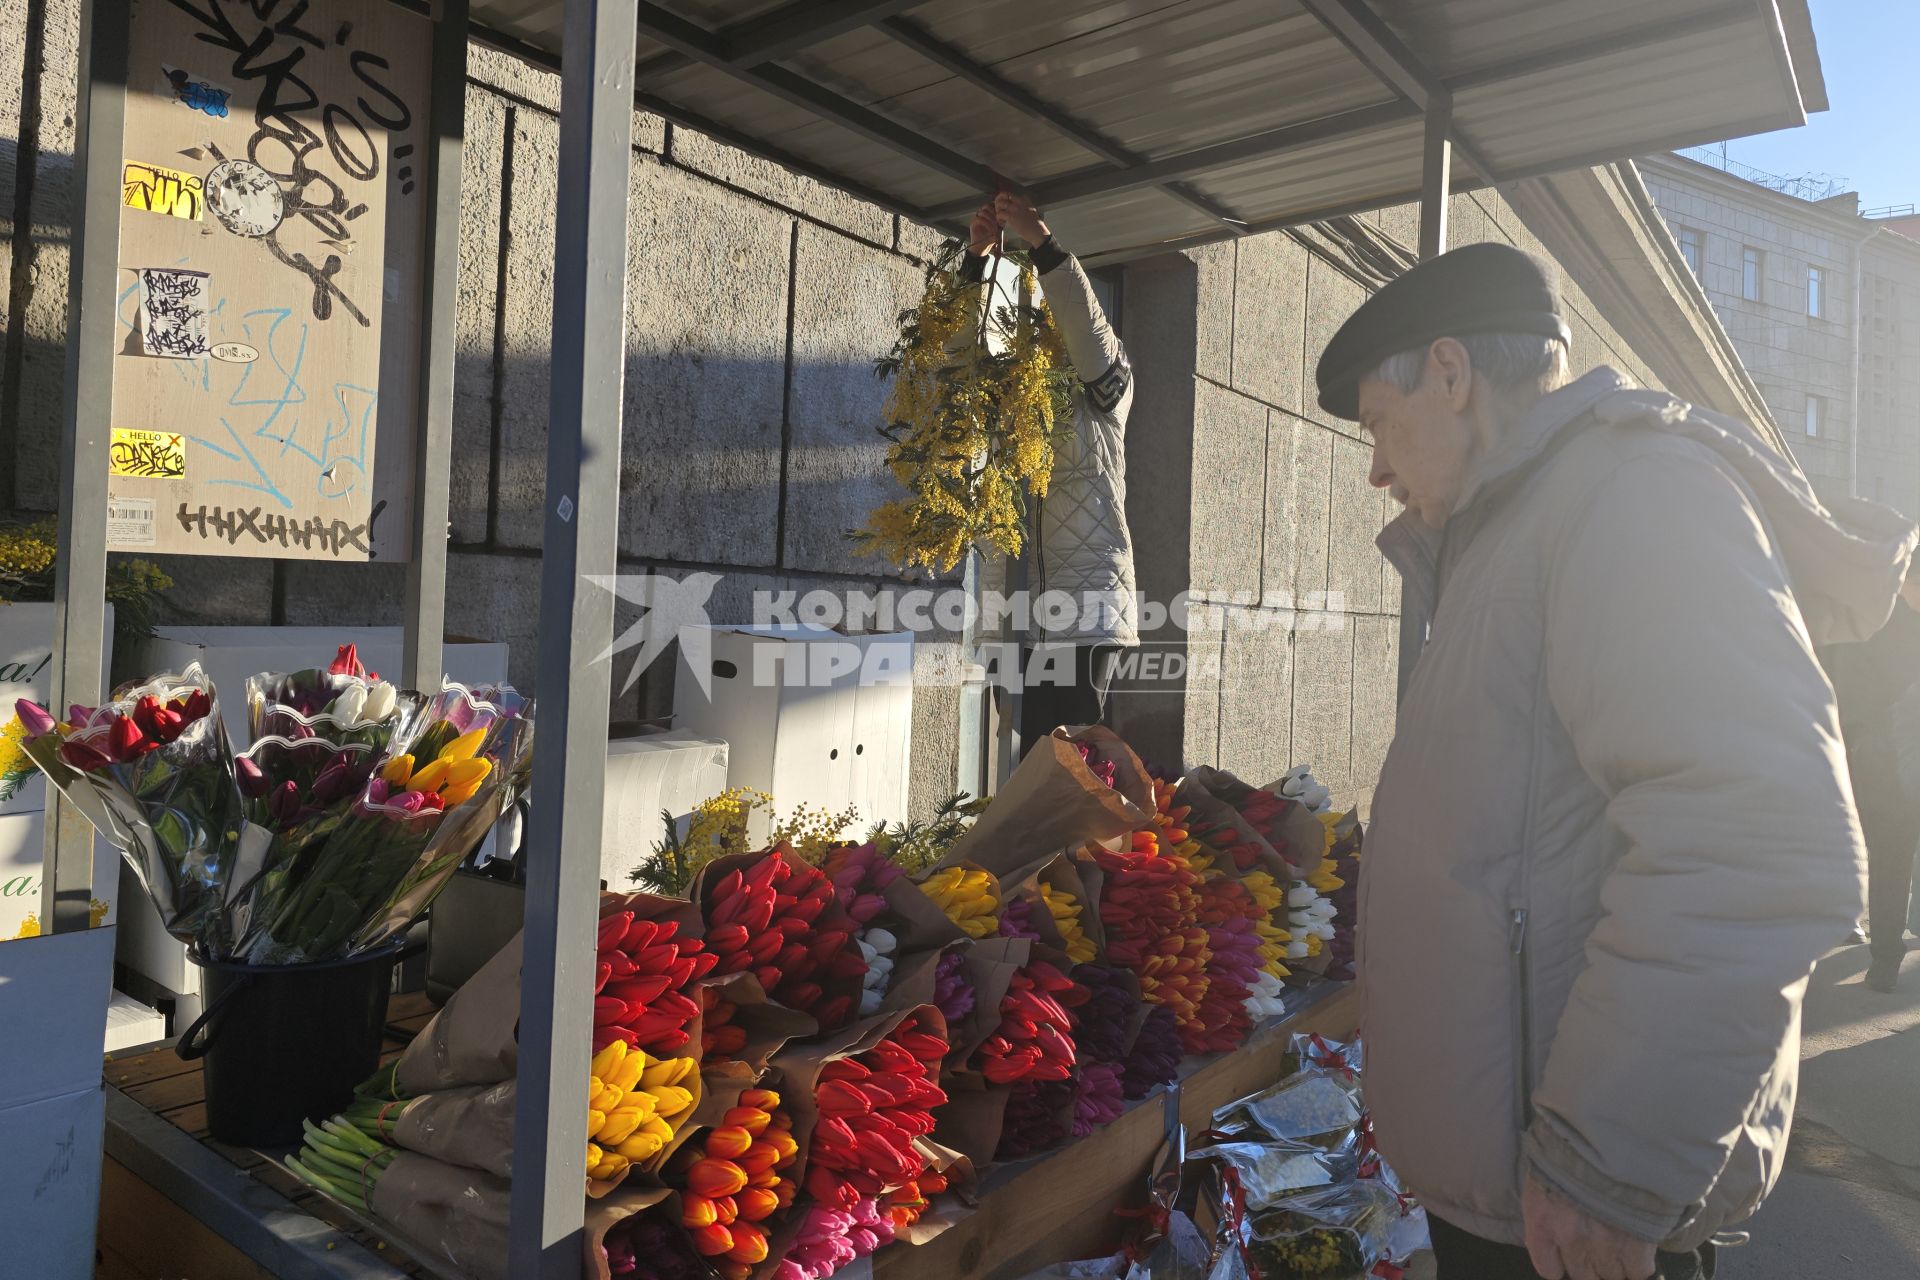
xmin=107 ymin=0 xmax=432 ymax=561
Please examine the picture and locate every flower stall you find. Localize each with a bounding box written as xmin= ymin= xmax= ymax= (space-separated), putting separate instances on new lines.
xmin=27 ymin=0 xmax=1817 ymax=1276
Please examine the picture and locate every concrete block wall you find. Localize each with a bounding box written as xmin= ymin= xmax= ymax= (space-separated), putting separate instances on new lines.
xmin=1112 ymin=189 xmax=1661 ymax=812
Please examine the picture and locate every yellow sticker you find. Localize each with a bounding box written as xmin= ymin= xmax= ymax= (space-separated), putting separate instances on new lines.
xmin=123 ymin=161 xmax=204 ymax=221
xmin=109 ymin=429 xmax=187 ymax=479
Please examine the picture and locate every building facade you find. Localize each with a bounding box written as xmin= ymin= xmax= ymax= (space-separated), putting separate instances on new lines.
xmin=1642 ymin=152 xmax=1920 ymax=518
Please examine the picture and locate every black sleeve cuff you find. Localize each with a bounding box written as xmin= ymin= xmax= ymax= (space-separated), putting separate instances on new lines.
xmin=959 ymin=253 xmax=989 ymax=284
xmin=1030 ymin=237 xmax=1070 ymax=276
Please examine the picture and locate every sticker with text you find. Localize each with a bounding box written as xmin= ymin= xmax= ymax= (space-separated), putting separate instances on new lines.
xmin=138 ymin=266 xmax=211 ymax=359
xmin=110 ymin=429 xmax=187 ymax=479
xmin=122 ymin=161 xmax=203 ymax=221
xmin=107 ymin=498 xmax=158 ymax=546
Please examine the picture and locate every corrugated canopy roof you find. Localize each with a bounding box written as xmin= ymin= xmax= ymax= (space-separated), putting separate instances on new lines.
xmin=465 ymin=0 xmax=1822 ymax=262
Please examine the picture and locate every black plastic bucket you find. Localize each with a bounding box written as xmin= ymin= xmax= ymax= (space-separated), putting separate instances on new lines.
xmin=178 ymin=942 xmax=405 ymax=1146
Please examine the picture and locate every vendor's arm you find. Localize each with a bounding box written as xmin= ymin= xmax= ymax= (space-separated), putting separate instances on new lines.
xmin=995 ymin=193 xmax=1130 ymax=416
xmin=1527 ymin=448 xmax=1865 ymax=1244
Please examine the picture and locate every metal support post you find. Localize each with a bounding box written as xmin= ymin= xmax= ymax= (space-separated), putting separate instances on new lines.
xmin=402 ymin=0 xmax=470 ymax=691
xmin=1418 ymin=100 xmax=1451 ymax=262
xmin=42 ymin=0 xmax=128 ymax=934
xmin=510 ymin=0 xmax=636 ymax=1272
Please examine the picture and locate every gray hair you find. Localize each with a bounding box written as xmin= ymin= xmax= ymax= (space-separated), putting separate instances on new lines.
xmin=1368 ymin=333 xmax=1570 ymax=401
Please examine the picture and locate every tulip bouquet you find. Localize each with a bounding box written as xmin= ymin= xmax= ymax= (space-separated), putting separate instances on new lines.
xmin=1122 ymin=1004 xmax=1183 ymax=1100
xmin=13 ymin=666 xmax=248 ymax=948
xmin=1039 ymin=881 xmax=1097 ymax=964
xmin=1093 ymin=827 xmax=1212 ymax=1032
xmin=593 ymin=909 xmax=715 ymax=1056
xmin=881 ymin=1167 xmax=950 ymax=1231
xmin=820 ymin=842 xmax=905 ymax=1016
xmin=776 ymin=1196 xmax=898 ymax=1280
xmin=932 ymin=947 xmax=976 ymax=1028
xmin=673 ymin=1086 xmax=802 ymax=1276
xmin=995 ymin=1078 xmax=1074 ymax=1159
xmin=585 ymin=1038 xmax=700 ymax=1185
xmin=918 ymin=864 xmax=1001 ymax=939
xmin=602 ymin=1209 xmax=711 ymax=1280
xmin=1072 ymin=1061 xmax=1125 ymax=1138
xmin=1187 ymin=875 xmax=1263 ymax=1054
xmin=974 ymin=959 xmax=1083 ymax=1085
xmin=246 ymin=644 xmax=421 ymax=752
xmin=803 ymin=1011 xmax=948 ymax=1209
xmin=238 ymin=681 xmax=532 ymax=964
xmin=700 ymin=849 xmax=868 ymax=1029
xmin=1069 ymin=964 xmax=1138 ymax=1064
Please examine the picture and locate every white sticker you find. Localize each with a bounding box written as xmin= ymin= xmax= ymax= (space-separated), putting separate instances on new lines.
xmin=556 ymin=495 xmax=575 ymax=523
xmin=211 ymin=342 xmax=259 ymax=364
xmin=107 ymin=498 xmax=157 ymax=546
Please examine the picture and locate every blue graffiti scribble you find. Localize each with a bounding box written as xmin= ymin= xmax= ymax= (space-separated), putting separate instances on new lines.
xmin=317 ymin=384 xmax=378 ymax=499
xmin=188 ymin=419 xmax=294 ymax=508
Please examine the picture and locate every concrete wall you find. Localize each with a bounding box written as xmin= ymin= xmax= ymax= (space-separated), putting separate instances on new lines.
xmin=1110 ymin=190 xmax=1661 ymax=813
xmin=1859 ymin=234 xmax=1920 ymax=517
xmin=1641 ymin=155 xmax=1878 ymax=509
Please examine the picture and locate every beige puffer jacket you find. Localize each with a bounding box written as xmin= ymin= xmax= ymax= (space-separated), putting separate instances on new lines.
xmin=1364 ymin=368 xmax=1917 ymax=1251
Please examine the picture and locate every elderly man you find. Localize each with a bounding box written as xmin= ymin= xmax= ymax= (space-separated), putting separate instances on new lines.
xmin=1318 ymin=243 xmax=1916 ymax=1280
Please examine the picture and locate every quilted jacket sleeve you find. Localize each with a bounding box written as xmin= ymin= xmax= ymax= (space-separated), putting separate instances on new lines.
xmin=1525 ymin=446 xmax=1866 ymax=1242
xmin=1038 ymin=253 xmax=1131 ymax=418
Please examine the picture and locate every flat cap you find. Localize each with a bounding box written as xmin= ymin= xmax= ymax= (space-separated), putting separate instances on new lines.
xmin=1314 ymin=242 xmax=1570 ymax=420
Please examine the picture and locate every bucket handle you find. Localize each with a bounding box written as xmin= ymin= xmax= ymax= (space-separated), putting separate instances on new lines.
xmin=174 ymin=969 xmax=255 ymax=1062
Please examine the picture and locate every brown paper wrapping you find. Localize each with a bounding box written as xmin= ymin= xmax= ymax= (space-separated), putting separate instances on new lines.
xmin=878 ymin=870 xmax=970 ymax=952
xmin=948 ymin=935 xmax=1029 ymax=1065
xmin=395 ymin=932 xmax=523 ymax=1095
xmin=941 ymin=735 xmax=1146 ymax=877
xmin=369 ymin=1080 xmax=517 ymax=1180
xmin=1058 ymin=725 xmax=1156 ymax=815
xmin=699 ymin=970 xmax=820 ymax=1078
xmin=1175 ymin=773 xmax=1290 ymax=884
xmin=929 ymin=1067 xmax=1011 ymax=1171
xmin=876 ymin=941 xmax=945 ymax=1019
xmin=688 ymin=847 xmax=865 ymax=1031
xmin=369 ymin=1153 xmax=513 ymax=1280
xmin=1186 ymin=766 xmax=1328 ymax=877
xmin=894 ymin=1136 xmax=979 ymax=1245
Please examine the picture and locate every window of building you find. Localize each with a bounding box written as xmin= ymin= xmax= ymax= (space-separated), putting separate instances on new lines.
xmin=1808 ymin=265 xmax=1823 ymax=317
xmin=1676 ymin=227 xmax=1701 ymax=274
xmin=1806 ymin=394 xmax=1823 ymax=438
xmin=1743 ymin=247 xmax=1762 ymax=301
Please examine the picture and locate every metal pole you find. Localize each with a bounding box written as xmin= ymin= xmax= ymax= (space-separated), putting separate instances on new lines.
xmin=1417 ymin=101 xmax=1451 ymax=262
xmin=1398 ymin=100 xmax=1451 ymax=704
xmin=510 ymin=0 xmax=635 ymax=1272
xmin=402 ymin=0 xmax=470 ymax=691
xmin=41 ymin=0 xmax=128 ymax=934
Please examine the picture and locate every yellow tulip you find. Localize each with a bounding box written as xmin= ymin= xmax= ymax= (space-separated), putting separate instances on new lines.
xmin=589 ymin=1153 xmax=630 ymax=1182
xmin=615 ymin=1132 xmax=667 ymax=1161
xmin=610 ymin=1051 xmax=647 ymax=1093
xmin=640 ymin=1057 xmax=694 ymax=1091
xmin=380 ymin=754 xmax=415 ymax=787
xmin=439 ymin=727 xmax=489 ymax=762
xmin=591 ymin=1040 xmax=626 ymax=1078
xmin=407 ymin=758 xmax=451 ymax=795
xmin=647 ymin=1085 xmax=695 ymax=1117
xmin=598 ymin=1107 xmax=647 ymax=1145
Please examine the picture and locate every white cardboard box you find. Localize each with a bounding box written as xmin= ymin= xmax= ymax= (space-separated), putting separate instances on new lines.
xmin=0 ymin=926 xmax=115 ymax=1279
xmin=601 ymin=730 xmax=729 ymax=888
xmin=674 ymin=626 xmax=913 ymax=842
xmin=120 ymin=626 xmax=511 ymax=999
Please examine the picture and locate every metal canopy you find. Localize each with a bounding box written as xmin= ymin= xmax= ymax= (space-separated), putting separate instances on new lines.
xmin=459 ymin=0 xmax=1822 ymax=261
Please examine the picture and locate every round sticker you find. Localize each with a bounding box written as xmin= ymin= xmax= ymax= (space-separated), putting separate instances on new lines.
xmin=205 ymin=160 xmax=284 ymax=238
xmin=211 ymin=342 xmax=259 ymax=364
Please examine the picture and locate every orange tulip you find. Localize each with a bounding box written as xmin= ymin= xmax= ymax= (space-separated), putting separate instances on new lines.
xmin=681 ymin=1194 xmax=718 ymax=1229
xmin=688 ymin=1158 xmax=748 ymax=1199
xmin=704 ymin=1124 xmax=755 ymax=1160
xmin=690 ymin=1223 xmax=734 ymax=1258
xmin=725 ymin=1222 xmax=768 ymax=1265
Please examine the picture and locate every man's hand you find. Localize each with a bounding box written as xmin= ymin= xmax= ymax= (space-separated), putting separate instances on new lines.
xmin=967 ymin=201 xmax=999 ymax=256
xmin=994 ymin=192 xmax=1050 ymax=247
xmin=1523 ymin=1177 xmax=1659 ymax=1280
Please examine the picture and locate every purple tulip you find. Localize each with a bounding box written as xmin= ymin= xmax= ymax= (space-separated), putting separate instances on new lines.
xmin=235 ymin=755 xmax=270 ymax=799
xmin=310 ymin=753 xmax=372 ymax=805
xmin=267 ymin=780 xmax=304 ymax=826
xmin=389 ymin=790 xmax=432 ymax=815
xmin=933 ymin=948 xmax=975 ymax=1025
xmin=15 ymin=699 xmax=56 ymax=737
xmin=1070 ymin=964 xmax=1137 ymax=1063
xmin=998 ymin=896 xmax=1041 ymax=941
xmin=66 ymin=703 xmax=96 ymax=728
xmin=364 ymin=777 xmax=391 ymax=806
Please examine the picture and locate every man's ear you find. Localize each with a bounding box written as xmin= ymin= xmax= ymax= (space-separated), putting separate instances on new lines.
xmin=1428 ymin=337 xmax=1473 ymax=413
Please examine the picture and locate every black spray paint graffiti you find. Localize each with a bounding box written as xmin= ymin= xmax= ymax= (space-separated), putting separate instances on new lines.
xmin=139 ymin=266 xmax=212 ymax=358
xmin=177 ymin=499 xmax=386 ymax=557
xmin=112 ymin=438 xmax=187 ymax=478
xmin=165 ymin=0 xmax=415 ymax=326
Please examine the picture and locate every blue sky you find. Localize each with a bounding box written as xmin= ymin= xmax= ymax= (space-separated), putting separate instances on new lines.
xmin=1703 ymin=1 xmax=1920 ymax=211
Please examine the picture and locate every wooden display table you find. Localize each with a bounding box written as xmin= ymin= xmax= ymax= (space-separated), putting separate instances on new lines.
xmin=94 ymin=982 xmax=1358 ymax=1280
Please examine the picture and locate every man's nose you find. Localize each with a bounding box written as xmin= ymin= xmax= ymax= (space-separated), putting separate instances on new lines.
xmin=1368 ymin=440 xmax=1392 ymax=489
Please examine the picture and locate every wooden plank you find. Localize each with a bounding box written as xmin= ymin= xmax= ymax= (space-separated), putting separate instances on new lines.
xmin=97 ymin=1155 xmax=280 ymax=1280
xmin=164 ymin=1100 xmax=212 ymax=1139
xmin=388 ymin=991 xmax=437 ymax=1024
xmin=875 ymin=984 xmax=1361 ymax=1280
xmin=125 ymin=1063 xmax=214 ymax=1112
xmin=104 ymin=1045 xmax=202 ymax=1089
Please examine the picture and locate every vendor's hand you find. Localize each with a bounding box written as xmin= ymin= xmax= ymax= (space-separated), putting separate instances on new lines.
xmin=994 ymin=192 xmax=1051 ymax=247
xmin=967 ymin=201 xmax=999 ymax=256
xmin=1523 ymin=1177 xmax=1658 ymax=1280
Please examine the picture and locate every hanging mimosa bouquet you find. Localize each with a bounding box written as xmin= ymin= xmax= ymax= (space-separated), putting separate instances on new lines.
xmin=854 ymin=240 xmax=1075 ymax=573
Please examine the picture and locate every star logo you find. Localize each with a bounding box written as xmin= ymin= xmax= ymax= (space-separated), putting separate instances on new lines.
xmin=586 ymin=572 xmax=723 ymax=696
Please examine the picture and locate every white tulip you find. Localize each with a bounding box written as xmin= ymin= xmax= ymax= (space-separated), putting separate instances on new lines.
xmin=860 ymin=990 xmax=883 ymax=1015
xmin=858 ymin=939 xmax=879 ymax=964
xmin=866 ymin=928 xmax=898 ymax=954
xmin=330 ymin=683 xmax=367 ymax=724
xmin=1286 ymin=939 xmax=1310 ymax=959
xmin=363 ymin=680 xmax=398 ymax=722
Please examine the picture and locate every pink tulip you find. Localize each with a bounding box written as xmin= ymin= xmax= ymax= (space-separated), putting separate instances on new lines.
xmin=14 ymin=700 xmax=56 ymax=737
